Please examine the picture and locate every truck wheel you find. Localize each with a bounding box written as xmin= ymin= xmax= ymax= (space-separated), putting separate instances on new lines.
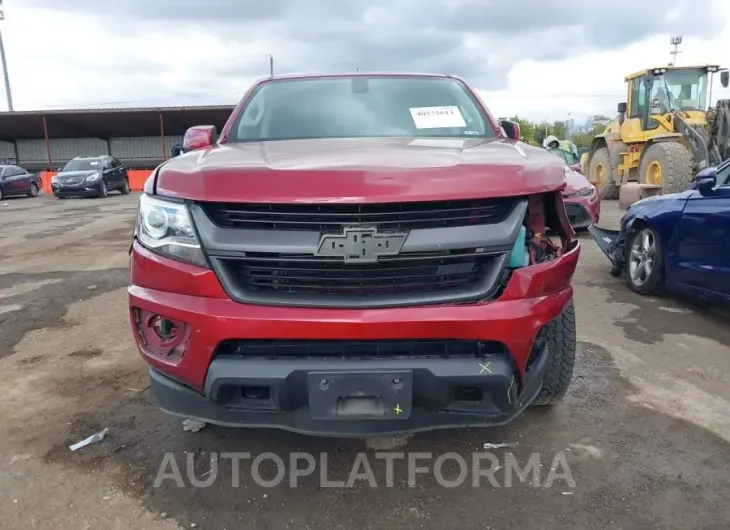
xmin=590 ymin=147 xmax=619 ymax=200
xmin=639 ymin=142 xmax=694 ymax=195
xmin=121 ymin=178 xmax=130 ymax=195
xmin=531 ymin=299 xmax=576 ymax=406
xmin=624 ymin=225 xmax=664 ymax=295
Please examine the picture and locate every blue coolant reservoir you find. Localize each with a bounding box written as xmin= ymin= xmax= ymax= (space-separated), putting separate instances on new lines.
xmin=508 ymin=226 xmax=528 ymax=268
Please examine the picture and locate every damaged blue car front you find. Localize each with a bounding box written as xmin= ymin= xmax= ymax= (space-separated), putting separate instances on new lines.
xmin=588 ymin=163 xmax=730 ymax=303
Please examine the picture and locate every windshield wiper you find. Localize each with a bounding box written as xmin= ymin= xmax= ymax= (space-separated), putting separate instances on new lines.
xmin=663 ymin=78 xmax=689 ymax=117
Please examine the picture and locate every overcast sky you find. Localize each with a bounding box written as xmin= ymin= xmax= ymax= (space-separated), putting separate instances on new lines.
xmin=4 ymin=0 xmax=730 ymax=122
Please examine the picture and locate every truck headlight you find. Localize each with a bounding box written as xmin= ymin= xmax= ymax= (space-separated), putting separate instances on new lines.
xmin=137 ymin=194 xmax=206 ymax=267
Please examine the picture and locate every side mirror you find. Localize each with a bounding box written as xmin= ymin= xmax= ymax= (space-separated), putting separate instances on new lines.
xmin=171 ymin=144 xmax=186 ymax=157
xmin=643 ymin=75 xmax=654 ymax=90
xmin=617 ymin=102 xmax=627 ymax=113
xmin=694 ymin=167 xmax=717 ymax=195
xmin=500 ymin=120 xmax=521 ymax=141
xmin=721 ymin=69 xmax=729 ymax=88
xmin=183 ymin=125 xmax=217 ymax=151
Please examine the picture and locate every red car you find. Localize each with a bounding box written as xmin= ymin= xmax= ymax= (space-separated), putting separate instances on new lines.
xmin=128 ymin=73 xmax=580 ymax=436
xmin=562 ymin=164 xmax=601 ymax=230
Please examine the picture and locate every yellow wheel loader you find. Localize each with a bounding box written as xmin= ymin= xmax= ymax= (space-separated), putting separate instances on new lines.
xmin=585 ymin=65 xmax=730 ymax=202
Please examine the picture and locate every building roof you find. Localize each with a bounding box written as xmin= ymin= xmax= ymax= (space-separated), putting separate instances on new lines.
xmin=0 ymin=105 xmax=236 ymax=142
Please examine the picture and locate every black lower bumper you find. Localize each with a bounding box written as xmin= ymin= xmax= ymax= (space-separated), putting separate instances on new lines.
xmin=52 ymin=185 xmax=101 ymax=198
xmin=149 ymin=341 xmax=549 ymax=437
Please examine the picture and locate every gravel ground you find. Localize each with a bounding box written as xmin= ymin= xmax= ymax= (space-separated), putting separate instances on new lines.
xmin=1 ymin=193 xmax=729 ymax=530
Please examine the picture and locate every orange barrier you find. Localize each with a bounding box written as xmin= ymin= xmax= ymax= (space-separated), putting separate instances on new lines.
xmin=40 ymin=171 xmax=56 ymax=194
xmin=39 ymin=169 xmax=152 ymax=195
xmin=128 ymin=170 xmax=153 ymax=191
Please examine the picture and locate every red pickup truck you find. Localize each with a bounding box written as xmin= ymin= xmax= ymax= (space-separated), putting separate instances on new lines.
xmin=129 ymin=73 xmax=580 ymax=436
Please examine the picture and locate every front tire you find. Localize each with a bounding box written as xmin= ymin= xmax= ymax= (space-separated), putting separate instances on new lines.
xmin=98 ymin=180 xmax=108 ymax=198
xmin=120 ymin=178 xmax=130 ymax=195
xmin=625 ymin=225 xmax=664 ymax=295
xmin=532 ymin=299 xmax=576 ymax=406
xmin=639 ymin=142 xmax=694 ymax=195
xmin=28 ymin=183 xmax=39 ymax=197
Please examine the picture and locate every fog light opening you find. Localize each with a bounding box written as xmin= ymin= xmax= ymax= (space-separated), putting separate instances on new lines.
xmin=151 ymin=316 xmax=178 ymax=343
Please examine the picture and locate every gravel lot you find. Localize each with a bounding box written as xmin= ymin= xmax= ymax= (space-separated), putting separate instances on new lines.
xmin=1 ymin=193 xmax=729 ymax=530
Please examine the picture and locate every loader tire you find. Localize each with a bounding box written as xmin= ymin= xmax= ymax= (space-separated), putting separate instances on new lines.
xmin=639 ymin=142 xmax=694 ymax=195
xmin=590 ymin=147 xmax=619 ymax=200
xmin=531 ymin=299 xmax=576 ymax=407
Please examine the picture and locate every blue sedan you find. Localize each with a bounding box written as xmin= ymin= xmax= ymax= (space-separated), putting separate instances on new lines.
xmin=589 ymin=160 xmax=730 ymax=304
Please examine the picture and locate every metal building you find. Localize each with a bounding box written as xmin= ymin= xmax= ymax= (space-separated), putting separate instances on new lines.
xmin=0 ymin=106 xmax=235 ymax=171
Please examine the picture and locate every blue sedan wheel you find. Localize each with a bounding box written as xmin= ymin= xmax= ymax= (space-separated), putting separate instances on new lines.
xmin=626 ymin=227 xmax=663 ymax=295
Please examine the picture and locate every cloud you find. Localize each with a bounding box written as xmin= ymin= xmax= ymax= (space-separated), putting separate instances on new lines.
xmin=4 ymin=0 xmax=728 ymax=116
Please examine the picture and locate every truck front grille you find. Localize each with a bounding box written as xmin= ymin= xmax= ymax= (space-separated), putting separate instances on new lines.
xmin=200 ymin=198 xmax=516 ymax=231
xmin=222 ymin=250 xmax=493 ymax=296
xmin=214 ymin=339 xmax=506 ymax=360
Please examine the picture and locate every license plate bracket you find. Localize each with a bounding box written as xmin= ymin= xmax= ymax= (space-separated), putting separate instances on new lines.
xmin=308 ymin=371 xmax=413 ymax=420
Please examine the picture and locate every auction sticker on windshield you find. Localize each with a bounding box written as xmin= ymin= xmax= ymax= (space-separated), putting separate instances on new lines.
xmin=410 ymin=106 xmax=466 ymax=129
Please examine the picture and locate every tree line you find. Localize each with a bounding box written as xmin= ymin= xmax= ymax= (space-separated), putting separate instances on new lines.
xmin=505 ymin=114 xmax=614 ymax=148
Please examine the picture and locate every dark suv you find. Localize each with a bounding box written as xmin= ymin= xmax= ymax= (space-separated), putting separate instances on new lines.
xmin=52 ymin=156 xmax=130 ymax=198
xmin=0 ymin=165 xmax=42 ymax=200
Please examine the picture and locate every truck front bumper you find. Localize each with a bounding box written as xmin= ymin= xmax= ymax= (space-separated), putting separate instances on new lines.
xmin=129 ymin=240 xmax=579 ymax=436
xmin=149 ymin=337 xmax=549 ymax=436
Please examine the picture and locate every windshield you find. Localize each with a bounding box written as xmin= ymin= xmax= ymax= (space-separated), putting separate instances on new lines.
xmin=228 ymin=76 xmax=494 ymax=142
xmin=62 ymin=159 xmax=101 ymax=171
xmin=650 ymin=68 xmax=709 ymax=112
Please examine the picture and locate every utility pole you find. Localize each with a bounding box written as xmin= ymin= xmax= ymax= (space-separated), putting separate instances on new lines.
xmin=670 ymin=36 xmax=682 ymax=66
xmin=0 ymin=1 xmax=13 ymax=111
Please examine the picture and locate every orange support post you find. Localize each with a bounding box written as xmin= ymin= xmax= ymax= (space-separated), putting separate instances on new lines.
xmin=42 ymin=115 xmax=52 ymax=171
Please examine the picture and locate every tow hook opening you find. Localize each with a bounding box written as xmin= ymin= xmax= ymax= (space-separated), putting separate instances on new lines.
xmin=453 ymin=386 xmax=484 ymax=402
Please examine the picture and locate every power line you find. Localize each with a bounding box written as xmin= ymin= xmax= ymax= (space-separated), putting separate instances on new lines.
xmin=23 ymin=84 xmax=730 ymax=112
xmin=33 ymin=90 xmax=628 ymax=110
xmin=485 ymin=92 xmax=624 ymax=99
xmin=33 ymin=90 xmax=243 ymax=110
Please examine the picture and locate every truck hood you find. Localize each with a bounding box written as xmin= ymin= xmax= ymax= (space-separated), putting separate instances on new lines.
xmin=155 ymin=137 xmax=567 ymax=203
